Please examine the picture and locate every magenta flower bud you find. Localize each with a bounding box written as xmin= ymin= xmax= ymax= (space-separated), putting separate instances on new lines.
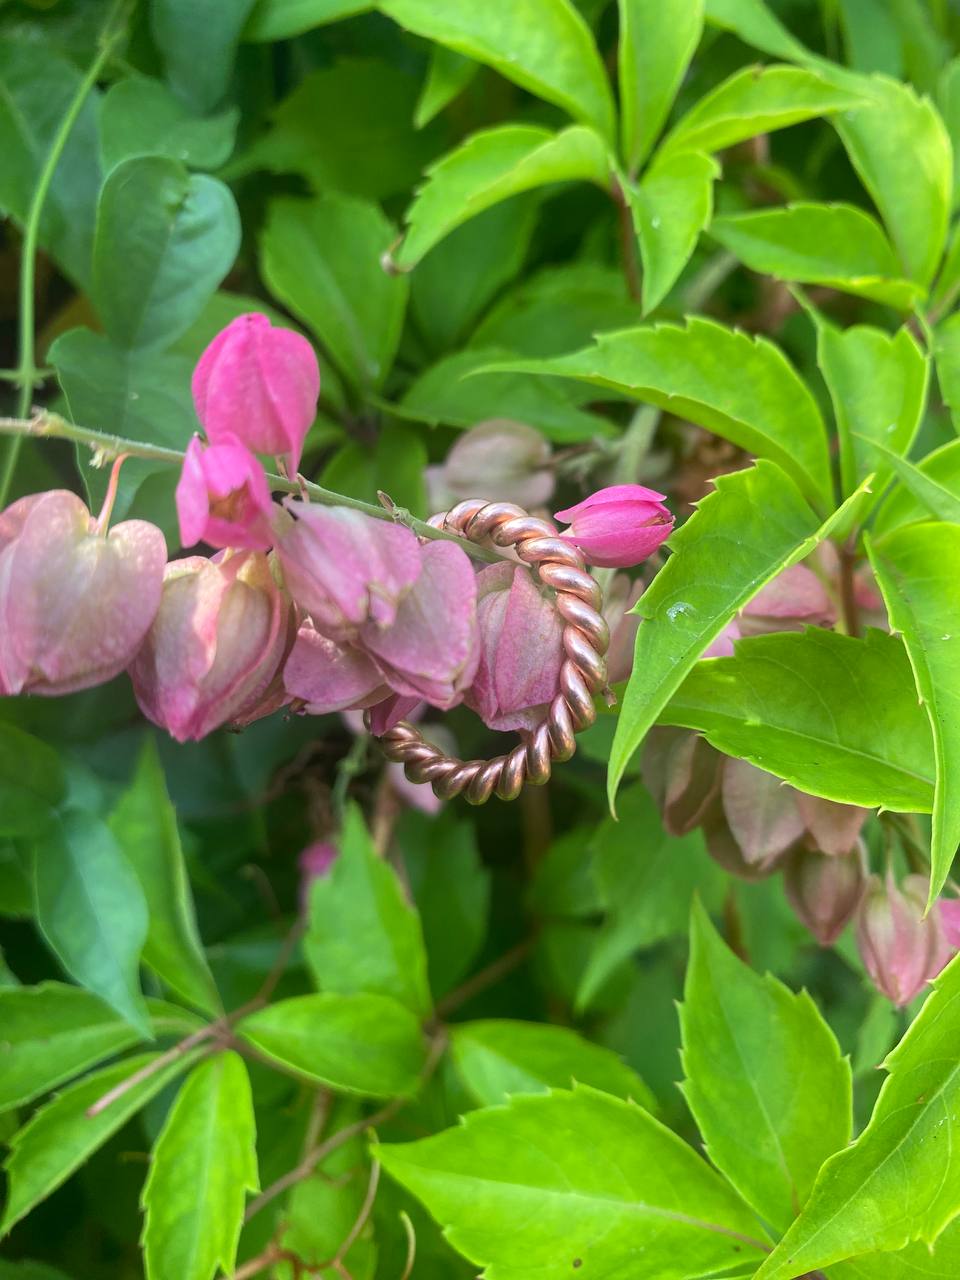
xmin=192 ymin=312 xmax=320 ymax=473
xmin=299 ymin=840 xmax=338 ymax=912
xmin=130 ymin=550 xmax=291 ymax=742
xmin=554 ymin=484 xmax=673 ymax=568
xmin=856 ymin=873 xmax=949 ymax=1006
xmin=784 ymin=846 xmax=866 ymax=945
xmin=463 ymin=561 xmax=564 ymax=731
xmin=721 ymin=758 xmax=804 ymax=872
xmin=0 ymin=490 xmax=165 ymax=696
xmin=435 ymin=419 xmax=555 ymax=508
xmin=176 ymin=435 xmax=274 ymax=551
xmin=276 ymin=502 xmax=422 ymax=642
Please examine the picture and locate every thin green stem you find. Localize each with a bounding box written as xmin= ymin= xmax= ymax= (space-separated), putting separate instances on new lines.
xmin=0 ymin=410 xmax=502 ymax=562
xmin=0 ymin=1 xmax=129 ymax=509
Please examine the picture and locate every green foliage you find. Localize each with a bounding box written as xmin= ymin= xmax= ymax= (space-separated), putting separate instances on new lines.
xmin=618 ymin=0 xmax=704 ymax=171
xmin=631 ymin=150 xmax=719 ymax=313
xmin=0 ymin=724 xmax=64 ymax=838
xmin=99 ymin=77 xmax=239 ymax=174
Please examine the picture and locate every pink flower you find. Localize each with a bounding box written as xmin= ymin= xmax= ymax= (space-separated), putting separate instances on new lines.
xmin=428 ymin=419 xmax=555 ymax=510
xmin=856 ymin=873 xmax=950 ymax=1006
xmin=785 ymin=846 xmax=866 ymax=946
xmin=176 ymin=436 xmax=274 ymax=551
xmin=739 ymin=564 xmax=835 ymax=636
xmin=0 ymin=490 xmax=165 ymax=696
xmin=284 ymin=620 xmax=391 ymax=714
xmin=554 ymin=484 xmax=673 ymax=568
xmin=721 ymin=758 xmax=804 ymax=873
xmin=130 ymin=550 xmax=292 ymax=742
xmin=192 ymin=312 xmax=320 ymax=473
xmin=941 ymin=898 xmax=960 ymax=950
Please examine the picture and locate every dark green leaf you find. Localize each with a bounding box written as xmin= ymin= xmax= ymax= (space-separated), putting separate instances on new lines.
xmin=0 ymin=723 xmax=64 ymax=838
xmin=100 ymin=76 xmax=239 ymax=173
xmin=618 ymin=0 xmax=704 ymax=170
xmin=244 ymin=0 xmax=373 ymax=40
xmin=151 ymin=0 xmax=257 ymax=114
xmin=631 ymin=150 xmax=718 ymax=313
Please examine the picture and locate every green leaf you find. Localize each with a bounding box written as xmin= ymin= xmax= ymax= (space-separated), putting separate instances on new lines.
xmin=142 ymin=1052 xmax=258 ymax=1280
xmin=244 ymin=0 xmax=373 ymax=40
xmin=831 ymin=1219 xmax=960 ymax=1279
xmin=935 ymin=313 xmax=960 ymax=433
xmin=0 ymin=38 xmax=102 ymax=288
xmin=322 ymin=422 xmax=427 ymax=518
xmin=49 ymin=328 xmax=195 ymax=548
xmin=378 ymin=0 xmax=616 ymax=141
xmin=680 ymin=902 xmax=852 ymax=1233
xmin=377 ymin=1087 xmax=767 ymax=1279
xmin=817 ymin=322 xmax=928 ymax=509
xmin=661 ymin=64 xmax=862 ymax=156
xmin=487 ymin=319 xmax=832 ymax=505
xmin=0 ymin=1262 xmax=73 ymax=1280
xmin=414 ymin=45 xmax=478 ymax=128
xmin=871 ymin=437 xmax=960 ymax=531
xmin=238 ymin=992 xmax=426 ymax=1097
xmin=578 ymin=786 xmax=723 ymax=1009
xmin=451 ymin=1020 xmax=656 ymax=1111
xmin=92 ymin=156 xmax=241 ymax=352
xmin=756 ymin=953 xmax=960 ymax=1277
xmin=867 ymin=524 xmax=960 ymax=906
xmin=108 ymin=737 xmax=219 ymax=1016
xmin=711 ymin=203 xmax=922 ymax=309
xmin=33 ymin=809 xmax=151 ymax=1038
xmin=631 ymin=150 xmax=718 ymax=313
xmin=832 ymin=74 xmax=952 ymax=288
xmin=618 ymin=0 xmax=704 ymax=170
xmin=99 ymin=76 xmax=239 ymax=173
xmin=305 ymin=804 xmax=431 ymax=1017
xmin=151 ymin=0 xmax=257 ymax=114
xmin=392 ymin=124 xmax=611 ymax=269
xmin=940 ymin=57 xmax=960 ymax=208
xmin=261 ymin=194 xmax=407 ymax=392
xmin=400 ymin=347 xmax=615 ymax=444
xmin=607 ymin=463 xmax=861 ymax=806
xmin=836 ymin=0 xmax=903 ymax=77
xmin=662 ymin=629 xmax=936 ymax=812
xmin=0 ymin=1050 xmax=199 ymax=1235
xmin=0 ymin=724 xmax=64 ymax=837
xmin=703 ymin=0 xmax=810 ymax=60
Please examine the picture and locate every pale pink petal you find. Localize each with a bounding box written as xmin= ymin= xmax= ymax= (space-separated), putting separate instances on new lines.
xmin=283 ymin=621 xmax=387 ymax=713
xmin=721 ymin=758 xmax=804 ymax=870
xmin=795 ymin=792 xmax=869 ymax=856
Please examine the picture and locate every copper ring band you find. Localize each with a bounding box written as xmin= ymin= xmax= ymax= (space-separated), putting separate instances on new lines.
xmin=365 ymin=499 xmax=609 ymax=805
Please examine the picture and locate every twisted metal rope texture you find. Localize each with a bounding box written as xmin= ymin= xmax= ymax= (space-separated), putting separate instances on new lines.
xmin=367 ymin=499 xmax=610 ymax=805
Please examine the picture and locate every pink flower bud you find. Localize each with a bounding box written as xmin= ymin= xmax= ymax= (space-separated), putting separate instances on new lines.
xmin=434 ymin=419 xmax=555 ymax=508
xmin=940 ymin=898 xmax=960 ymax=950
xmin=856 ymin=873 xmax=949 ymax=1006
xmin=176 ymin=435 xmax=274 ymax=551
xmin=192 ymin=312 xmax=320 ymax=473
xmin=702 ymin=619 xmax=741 ymax=659
xmin=276 ymin=502 xmax=422 ymax=642
xmin=795 ymin=792 xmax=869 ymax=857
xmin=130 ymin=550 xmax=291 ymax=742
xmin=721 ymin=758 xmax=804 ymax=872
xmin=784 ymin=846 xmax=866 ymax=945
xmin=740 ymin=564 xmax=835 ymax=636
xmin=463 ymin=561 xmax=563 ymax=731
xmin=0 ymin=490 xmax=165 ymax=696
xmin=299 ymin=840 xmax=338 ymax=912
xmin=554 ymin=484 xmax=673 ymax=568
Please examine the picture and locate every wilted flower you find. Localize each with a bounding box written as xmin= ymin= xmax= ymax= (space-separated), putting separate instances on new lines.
xmin=192 ymin=312 xmax=320 ymax=473
xmin=856 ymin=873 xmax=949 ymax=1006
xmin=0 ymin=489 xmax=165 ymax=696
xmin=794 ymin=792 xmax=869 ymax=857
xmin=130 ymin=550 xmax=292 ymax=742
xmin=427 ymin=419 xmax=554 ymax=510
xmin=554 ymin=484 xmax=673 ymax=568
xmin=176 ymin=435 xmax=274 ymax=551
xmin=784 ymin=845 xmax=866 ymax=945
xmin=642 ymin=729 xmax=723 ymax=839
xmin=721 ymin=758 xmax=805 ymax=872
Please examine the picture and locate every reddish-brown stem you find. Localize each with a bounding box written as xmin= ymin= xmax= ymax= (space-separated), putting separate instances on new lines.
xmin=613 ymin=182 xmax=642 ymax=303
xmin=838 ymin=545 xmax=861 ymax=638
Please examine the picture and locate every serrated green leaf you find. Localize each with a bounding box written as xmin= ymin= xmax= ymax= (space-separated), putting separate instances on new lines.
xmin=0 ymin=1050 xmax=198 ymax=1236
xmin=393 ymin=124 xmax=611 ymax=269
xmin=33 ymin=809 xmax=151 ymax=1038
xmin=238 ymin=992 xmax=426 ymax=1097
xmin=0 ymin=724 xmax=64 ymax=838
xmin=261 ymin=194 xmax=407 ymax=392
xmin=618 ymin=0 xmax=704 ymax=170
xmin=92 ymin=156 xmax=240 ymax=352
xmin=831 ymin=1218 xmax=960 ymax=1278
xmin=631 ymin=150 xmax=718 ymax=313
xmin=378 ymin=0 xmax=616 ymax=141
xmin=305 ymin=804 xmax=431 ymax=1017
xmin=661 ymin=63 xmax=862 ymax=157
xmin=608 ymin=464 xmax=863 ymax=806
xmin=377 ymin=1087 xmax=767 ymax=1279
xmin=414 ymin=44 xmax=478 ymax=128
xmin=867 ymin=524 xmax=960 ymax=906
xmin=142 ymin=1052 xmax=257 ymax=1280
xmin=99 ymin=76 xmax=238 ymax=174
xmin=756 ymin=953 xmax=960 ymax=1277
xmin=151 ymin=0 xmax=257 ymax=115
xmin=871 ymin=438 xmax=960 ymax=532
xmin=108 ymin=737 xmax=219 ymax=1016
xmin=485 ymin=320 xmax=832 ymax=505
xmin=662 ymin=629 xmax=935 ymax=812
xmin=711 ymin=203 xmax=922 ymax=309
xmin=243 ymin=0 xmax=372 ymax=40
xmin=935 ymin=312 xmax=960 ymax=433
xmin=681 ymin=902 xmax=851 ymax=1232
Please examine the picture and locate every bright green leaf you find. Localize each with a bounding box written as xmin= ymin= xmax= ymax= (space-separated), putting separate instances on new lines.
xmin=414 ymin=45 xmax=478 ymax=128
xmin=238 ymin=992 xmax=426 ymax=1097
xmin=142 ymin=1052 xmax=258 ymax=1280
xmin=377 ymin=0 xmax=616 ymax=141
xmin=99 ymin=76 xmax=239 ymax=173
xmin=108 ymin=737 xmax=219 ymax=1016
xmin=935 ymin=312 xmax=960 ymax=433
xmin=831 ymin=1218 xmax=960 ymax=1279
xmin=0 ymin=724 xmax=63 ymax=838
xmin=377 ymin=1087 xmax=768 ymax=1279
xmin=631 ymin=150 xmax=718 ymax=313
xmin=711 ymin=203 xmax=922 ymax=309
xmin=681 ymin=902 xmax=852 ymax=1232
xmin=392 ymin=124 xmax=611 ymax=269
xmin=756 ymin=953 xmax=960 ymax=1276
xmin=618 ymin=0 xmax=704 ymax=170
xmin=872 ymin=437 xmax=960 ymax=531
xmin=243 ymin=0 xmax=372 ymax=40
xmin=151 ymin=0 xmax=257 ymax=114
xmin=703 ymin=0 xmax=810 ymax=60
xmin=662 ymin=629 xmax=935 ymax=812
xmin=867 ymin=524 xmax=960 ymax=906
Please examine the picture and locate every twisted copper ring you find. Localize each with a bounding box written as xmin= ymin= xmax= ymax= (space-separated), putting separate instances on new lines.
xmin=366 ymin=499 xmax=610 ymax=805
